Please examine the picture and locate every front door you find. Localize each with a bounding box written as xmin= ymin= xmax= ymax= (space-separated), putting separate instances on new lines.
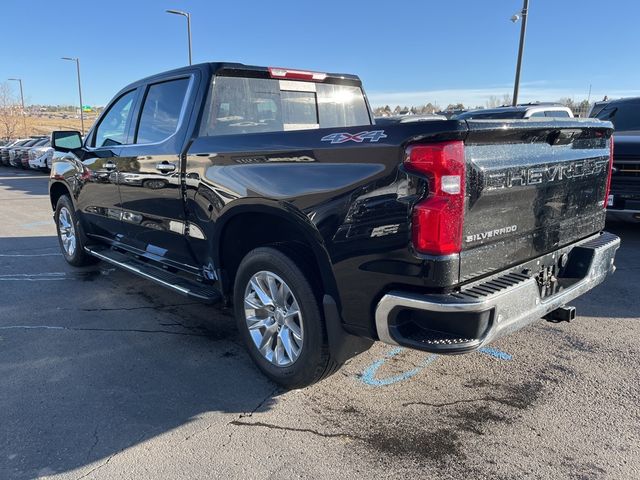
xmin=75 ymin=89 xmax=138 ymax=241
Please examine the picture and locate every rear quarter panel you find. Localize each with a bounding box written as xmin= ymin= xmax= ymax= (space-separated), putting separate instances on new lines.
xmin=185 ymin=121 xmax=466 ymax=335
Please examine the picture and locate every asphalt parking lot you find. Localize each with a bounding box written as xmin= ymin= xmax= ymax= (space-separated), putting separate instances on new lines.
xmin=0 ymin=168 xmax=639 ymax=480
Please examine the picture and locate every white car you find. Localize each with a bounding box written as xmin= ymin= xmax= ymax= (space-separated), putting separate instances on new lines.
xmin=454 ymin=104 xmax=574 ymax=120
xmin=28 ymin=141 xmax=54 ymax=170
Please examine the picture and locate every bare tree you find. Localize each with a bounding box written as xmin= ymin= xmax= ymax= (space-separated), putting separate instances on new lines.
xmin=0 ymin=82 xmax=22 ymax=140
xmin=486 ymin=94 xmax=513 ymax=108
xmin=486 ymin=95 xmax=502 ymax=108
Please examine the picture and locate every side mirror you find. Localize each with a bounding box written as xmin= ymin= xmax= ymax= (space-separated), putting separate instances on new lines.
xmin=51 ymin=131 xmax=82 ymax=153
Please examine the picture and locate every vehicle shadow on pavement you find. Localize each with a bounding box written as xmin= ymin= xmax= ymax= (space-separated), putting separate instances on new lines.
xmin=0 ymin=167 xmax=50 ymax=197
xmin=573 ymin=221 xmax=640 ymax=319
xmin=0 ymin=236 xmax=280 ymax=480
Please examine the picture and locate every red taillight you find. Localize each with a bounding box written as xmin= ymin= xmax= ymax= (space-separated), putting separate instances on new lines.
xmin=604 ymin=135 xmax=614 ymax=209
xmin=404 ymin=141 xmax=466 ymax=255
xmin=268 ymin=67 xmax=327 ymax=82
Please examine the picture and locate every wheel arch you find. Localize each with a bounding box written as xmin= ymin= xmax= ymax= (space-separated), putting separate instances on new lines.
xmin=49 ymin=181 xmax=73 ymax=211
xmin=213 ymin=202 xmax=339 ymax=306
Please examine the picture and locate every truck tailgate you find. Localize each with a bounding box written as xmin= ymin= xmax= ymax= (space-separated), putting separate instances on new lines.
xmin=460 ymin=119 xmax=612 ymax=282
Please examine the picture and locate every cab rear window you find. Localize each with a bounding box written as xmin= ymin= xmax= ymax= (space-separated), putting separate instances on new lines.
xmin=200 ymin=76 xmax=371 ymax=136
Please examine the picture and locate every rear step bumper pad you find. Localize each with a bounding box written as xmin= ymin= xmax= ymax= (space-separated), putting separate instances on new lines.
xmin=375 ymin=232 xmax=620 ymax=354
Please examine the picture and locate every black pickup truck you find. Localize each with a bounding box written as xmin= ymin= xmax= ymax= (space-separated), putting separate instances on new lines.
xmin=590 ymin=96 xmax=640 ymax=222
xmin=49 ymin=62 xmax=619 ymax=388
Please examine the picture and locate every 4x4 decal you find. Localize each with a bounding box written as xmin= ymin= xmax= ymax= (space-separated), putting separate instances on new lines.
xmin=321 ymin=130 xmax=387 ymax=144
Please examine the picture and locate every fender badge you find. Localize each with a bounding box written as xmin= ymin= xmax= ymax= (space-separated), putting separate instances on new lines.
xmin=321 ymin=130 xmax=387 ymax=144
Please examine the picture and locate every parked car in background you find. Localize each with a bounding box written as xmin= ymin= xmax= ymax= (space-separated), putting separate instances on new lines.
xmin=454 ymin=103 xmax=574 ymax=120
xmin=375 ymin=114 xmax=447 ymax=125
xmin=8 ymin=138 xmax=42 ymax=167
xmin=588 ymin=101 xmax=609 ymax=118
xmin=28 ymin=139 xmax=53 ymax=170
xmin=19 ymin=137 xmax=48 ymax=169
xmin=590 ymin=97 xmax=640 ymax=222
xmin=1 ymin=139 xmax=28 ymax=166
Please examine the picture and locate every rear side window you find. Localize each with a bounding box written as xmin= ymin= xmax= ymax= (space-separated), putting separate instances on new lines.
xmin=200 ymin=76 xmax=371 ymax=136
xmin=545 ymin=110 xmax=570 ymax=118
xmin=93 ymin=90 xmax=136 ymax=148
xmin=595 ymin=103 xmax=640 ymax=132
xmin=529 ymin=111 xmax=546 ymax=118
xmin=135 ymin=78 xmax=190 ymax=144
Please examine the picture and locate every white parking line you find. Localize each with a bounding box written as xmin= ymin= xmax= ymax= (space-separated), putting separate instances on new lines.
xmin=0 ymin=273 xmax=67 ymax=281
xmin=0 ymin=253 xmax=61 ymax=257
xmin=20 ymin=221 xmax=53 ymax=228
xmin=0 ymin=325 xmax=65 ymax=330
xmin=0 ymin=176 xmax=49 ymax=180
xmin=0 ymin=278 xmax=67 ymax=281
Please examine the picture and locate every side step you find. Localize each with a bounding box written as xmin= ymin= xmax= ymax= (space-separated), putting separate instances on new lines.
xmin=85 ymin=245 xmax=222 ymax=304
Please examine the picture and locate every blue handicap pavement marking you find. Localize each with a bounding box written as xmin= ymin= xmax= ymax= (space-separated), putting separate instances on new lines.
xmin=360 ymin=347 xmax=437 ymax=387
xmin=359 ymin=346 xmax=512 ymax=387
xmin=478 ymin=346 xmax=513 ymax=361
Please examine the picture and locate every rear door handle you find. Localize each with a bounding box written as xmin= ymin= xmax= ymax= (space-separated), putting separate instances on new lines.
xmin=156 ymin=162 xmax=177 ymax=173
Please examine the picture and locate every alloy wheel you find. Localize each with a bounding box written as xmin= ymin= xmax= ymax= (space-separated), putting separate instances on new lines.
xmin=243 ymin=270 xmax=304 ymax=367
xmin=58 ymin=207 xmax=77 ymax=257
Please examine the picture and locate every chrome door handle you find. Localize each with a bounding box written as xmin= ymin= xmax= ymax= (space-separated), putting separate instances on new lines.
xmin=104 ymin=161 xmax=116 ymax=171
xmin=156 ymin=162 xmax=177 ymax=173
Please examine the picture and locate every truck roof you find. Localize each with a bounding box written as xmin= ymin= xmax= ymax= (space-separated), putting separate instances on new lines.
xmin=127 ymin=62 xmax=362 ymax=90
xmin=593 ymin=96 xmax=640 ymax=105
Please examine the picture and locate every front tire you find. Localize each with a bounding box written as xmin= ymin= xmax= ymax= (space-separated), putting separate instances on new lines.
xmin=54 ymin=195 xmax=97 ymax=267
xmin=234 ymin=247 xmax=340 ymax=389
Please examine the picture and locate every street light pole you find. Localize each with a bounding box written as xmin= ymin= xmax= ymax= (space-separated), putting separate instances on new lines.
xmin=62 ymin=57 xmax=85 ymax=135
xmin=7 ymin=78 xmax=27 ymax=137
xmin=511 ymin=0 xmax=529 ymax=106
xmin=166 ymin=9 xmax=192 ymax=65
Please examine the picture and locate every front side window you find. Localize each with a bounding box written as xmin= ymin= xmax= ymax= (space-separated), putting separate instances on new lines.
xmin=200 ymin=76 xmax=371 ymax=136
xmin=93 ymin=90 xmax=136 ymax=148
xmin=135 ymin=78 xmax=190 ymax=144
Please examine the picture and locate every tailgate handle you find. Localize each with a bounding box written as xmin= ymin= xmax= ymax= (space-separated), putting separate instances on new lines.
xmin=548 ymin=129 xmax=581 ymax=146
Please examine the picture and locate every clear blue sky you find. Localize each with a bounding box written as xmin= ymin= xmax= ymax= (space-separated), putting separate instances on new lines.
xmin=1 ymin=0 xmax=638 ymax=108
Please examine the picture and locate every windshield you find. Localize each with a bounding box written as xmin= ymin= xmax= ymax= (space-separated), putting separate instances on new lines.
xmin=594 ymin=103 xmax=640 ymax=131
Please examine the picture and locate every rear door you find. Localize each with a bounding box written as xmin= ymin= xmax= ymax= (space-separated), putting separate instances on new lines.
xmin=115 ymin=73 xmax=199 ymax=269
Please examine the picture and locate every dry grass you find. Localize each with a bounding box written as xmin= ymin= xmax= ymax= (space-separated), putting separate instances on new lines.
xmin=18 ymin=114 xmax=97 ymax=137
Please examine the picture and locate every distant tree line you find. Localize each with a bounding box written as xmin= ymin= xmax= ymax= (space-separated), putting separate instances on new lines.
xmin=373 ymin=94 xmax=595 ymax=118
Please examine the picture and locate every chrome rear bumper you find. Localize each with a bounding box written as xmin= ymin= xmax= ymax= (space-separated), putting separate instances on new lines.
xmin=375 ymin=232 xmax=620 ymax=354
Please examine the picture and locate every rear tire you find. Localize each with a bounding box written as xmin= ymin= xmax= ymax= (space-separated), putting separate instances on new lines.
xmin=54 ymin=195 xmax=98 ymax=267
xmin=234 ymin=247 xmax=341 ymax=389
